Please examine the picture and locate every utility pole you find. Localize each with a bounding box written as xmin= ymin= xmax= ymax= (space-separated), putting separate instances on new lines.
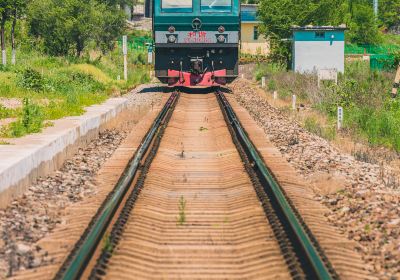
xmin=373 ymin=0 xmax=378 ymax=17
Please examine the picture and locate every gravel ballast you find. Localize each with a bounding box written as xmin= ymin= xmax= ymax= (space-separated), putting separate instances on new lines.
xmin=229 ymin=79 xmax=399 ymax=279
xmin=0 ymin=87 xmax=164 ymax=278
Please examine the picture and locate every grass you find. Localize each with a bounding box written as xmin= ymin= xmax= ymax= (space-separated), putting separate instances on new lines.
xmin=0 ymin=105 xmax=16 ymax=119
xmin=176 ymin=196 xmax=187 ymax=226
xmin=256 ymin=60 xmax=400 ymax=151
xmin=0 ymin=43 xmax=150 ymax=138
xmin=304 ymin=116 xmax=336 ymax=141
xmin=103 ymin=234 xmax=113 ymax=253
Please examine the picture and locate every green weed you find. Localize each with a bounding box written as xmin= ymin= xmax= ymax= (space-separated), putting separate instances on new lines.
xmin=1 ymin=98 xmax=44 ymax=138
xmin=0 ymin=105 xmax=16 ymax=119
xmin=103 ymin=234 xmax=113 ymax=253
xmin=177 ymin=196 xmax=187 ymax=226
xmin=18 ymin=68 xmax=45 ymax=92
xmin=304 ymin=116 xmax=336 ymax=141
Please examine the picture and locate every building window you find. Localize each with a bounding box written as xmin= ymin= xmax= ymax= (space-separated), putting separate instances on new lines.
xmin=315 ymin=31 xmax=325 ymax=39
xmin=253 ymin=26 xmax=259 ymax=40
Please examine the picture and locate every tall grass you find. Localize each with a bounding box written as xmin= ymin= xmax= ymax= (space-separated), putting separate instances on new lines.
xmin=256 ymin=61 xmax=399 ymax=151
xmin=0 ymin=44 xmax=150 ymax=138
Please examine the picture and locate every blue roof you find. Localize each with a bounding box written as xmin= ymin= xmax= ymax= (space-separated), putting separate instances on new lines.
xmin=241 ymin=5 xmax=259 ymax=23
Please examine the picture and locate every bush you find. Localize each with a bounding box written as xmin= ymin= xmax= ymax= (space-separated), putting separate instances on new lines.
xmin=0 ymin=105 xmax=14 ymax=119
xmin=2 ymin=98 xmax=44 ymax=137
xmin=18 ymin=68 xmax=45 ymax=92
xmin=136 ymin=53 xmax=147 ymax=65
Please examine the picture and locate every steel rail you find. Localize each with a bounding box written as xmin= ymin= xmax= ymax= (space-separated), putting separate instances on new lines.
xmin=216 ymin=91 xmax=335 ymax=280
xmin=55 ymin=92 xmax=179 ymax=280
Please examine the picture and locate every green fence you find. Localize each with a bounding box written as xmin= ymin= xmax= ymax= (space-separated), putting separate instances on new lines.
xmin=345 ymin=44 xmax=400 ymax=55
xmin=117 ymin=36 xmax=153 ymax=51
xmin=345 ymin=44 xmax=399 ymax=71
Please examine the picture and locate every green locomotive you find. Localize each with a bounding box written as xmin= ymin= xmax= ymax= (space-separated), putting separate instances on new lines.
xmin=152 ymin=0 xmax=240 ymax=86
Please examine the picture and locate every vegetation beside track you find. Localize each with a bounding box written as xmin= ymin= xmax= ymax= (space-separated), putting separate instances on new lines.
xmin=255 ymin=61 xmax=400 ymax=152
xmin=0 ymin=44 xmax=150 ymax=138
xmin=0 ymin=0 xmax=152 ymax=139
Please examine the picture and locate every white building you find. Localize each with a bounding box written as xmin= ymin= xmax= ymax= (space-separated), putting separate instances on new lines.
xmin=292 ymin=25 xmax=347 ymax=73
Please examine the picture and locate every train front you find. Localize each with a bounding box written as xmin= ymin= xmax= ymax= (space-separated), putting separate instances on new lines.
xmin=153 ymin=0 xmax=239 ymax=87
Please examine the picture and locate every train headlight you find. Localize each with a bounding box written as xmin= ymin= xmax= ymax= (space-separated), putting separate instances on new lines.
xmin=168 ymin=35 xmax=177 ymax=43
xmin=218 ymin=26 xmax=225 ymax=33
xmin=217 ymin=35 xmax=226 ymax=43
xmin=168 ymin=26 xmax=175 ymax=33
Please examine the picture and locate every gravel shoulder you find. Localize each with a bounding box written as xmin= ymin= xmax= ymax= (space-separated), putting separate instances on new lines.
xmin=229 ymin=79 xmax=400 ymax=279
xmin=0 ymin=86 xmax=165 ymax=278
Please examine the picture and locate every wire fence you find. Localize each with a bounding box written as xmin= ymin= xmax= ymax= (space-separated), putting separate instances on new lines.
xmin=345 ymin=44 xmax=400 ymax=55
xmin=345 ymin=44 xmax=400 ymax=71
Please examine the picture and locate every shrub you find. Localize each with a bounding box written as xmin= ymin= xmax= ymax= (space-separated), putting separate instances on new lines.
xmin=0 ymin=105 xmax=14 ymax=119
xmin=18 ymin=68 xmax=45 ymax=92
xmin=2 ymin=98 xmax=44 ymax=138
xmin=136 ymin=53 xmax=147 ymax=65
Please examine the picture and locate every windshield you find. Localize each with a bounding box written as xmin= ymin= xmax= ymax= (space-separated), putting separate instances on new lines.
xmin=201 ymin=0 xmax=231 ymax=12
xmin=162 ymin=0 xmax=192 ymax=12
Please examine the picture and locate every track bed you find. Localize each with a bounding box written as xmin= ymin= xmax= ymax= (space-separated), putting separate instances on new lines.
xmin=101 ymin=94 xmax=290 ymax=279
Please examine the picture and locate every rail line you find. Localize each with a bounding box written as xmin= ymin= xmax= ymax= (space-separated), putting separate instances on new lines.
xmin=55 ymin=90 xmax=338 ymax=279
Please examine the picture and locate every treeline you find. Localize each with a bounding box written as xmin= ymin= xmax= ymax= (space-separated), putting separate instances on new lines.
xmin=256 ymin=0 xmax=400 ymax=65
xmin=0 ymin=0 xmax=132 ymax=66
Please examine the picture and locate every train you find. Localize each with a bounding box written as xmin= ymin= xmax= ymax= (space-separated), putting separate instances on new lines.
xmin=151 ymin=0 xmax=240 ymax=87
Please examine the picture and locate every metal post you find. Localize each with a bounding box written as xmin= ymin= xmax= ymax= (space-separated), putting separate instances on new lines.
xmin=123 ymin=35 xmax=128 ymax=81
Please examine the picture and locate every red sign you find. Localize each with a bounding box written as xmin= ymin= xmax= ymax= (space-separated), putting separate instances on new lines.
xmin=184 ymin=31 xmax=211 ymax=43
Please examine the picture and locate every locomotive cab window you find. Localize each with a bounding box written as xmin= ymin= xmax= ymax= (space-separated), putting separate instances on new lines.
xmin=162 ymin=0 xmax=192 ymax=12
xmin=201 ymin=0 xmax=232 ymax=12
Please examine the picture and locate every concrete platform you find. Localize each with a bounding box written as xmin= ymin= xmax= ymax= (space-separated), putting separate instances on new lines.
xmin=0 ymin=97 xmax=130 ymax=208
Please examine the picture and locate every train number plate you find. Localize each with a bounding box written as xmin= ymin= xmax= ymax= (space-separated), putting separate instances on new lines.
xmin=184 ymin=32 xmax=212 ymax=43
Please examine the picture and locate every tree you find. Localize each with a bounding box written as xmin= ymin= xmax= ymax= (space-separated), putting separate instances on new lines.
xmin=28 ymin=0 xmax=126 ymax=56
xmin=0 ymin=0 xmax=11 ymax=66
xmin=348 ymin=4 xmax=381 ymax=44
xmin=258 ymin=0 xmax=383 ymax=66
xmin=379 ymin=0 xmax=400 ymax=30
xmin=94 ymin=7 xmax=126 ymax=53
xmin=258 ymin=0 xmax=344 ymax=66
xmin=10 ymin=0 xmax=28 ymax=65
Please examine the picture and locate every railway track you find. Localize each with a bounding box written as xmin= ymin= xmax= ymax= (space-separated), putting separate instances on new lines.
xmin=54 ymin=90 xmax=339 ymax=279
